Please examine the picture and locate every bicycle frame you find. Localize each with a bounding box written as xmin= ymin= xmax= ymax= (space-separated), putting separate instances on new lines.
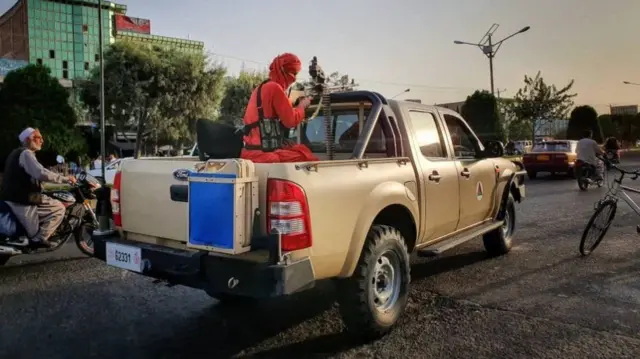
xmin=604 ymin=172 xmax=640 ymax=216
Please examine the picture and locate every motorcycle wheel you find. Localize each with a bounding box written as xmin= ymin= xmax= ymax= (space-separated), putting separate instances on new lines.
xmin=578 ymin=177 xmax=589 ymax=191
xmin=74 ymin=223 xmax=95 ymax=256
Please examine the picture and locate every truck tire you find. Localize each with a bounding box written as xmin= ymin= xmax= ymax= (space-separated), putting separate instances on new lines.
xmin=483 ymin=194 xmax=515 ymax=256
xmin=527 ymin=171 xmax=537 ymax=179
xmin=337 ymin=224 xmax=410 ymax=339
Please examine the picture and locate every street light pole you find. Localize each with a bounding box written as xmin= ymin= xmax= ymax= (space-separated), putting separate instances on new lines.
xmin=488 ymin=35 xmax=494 ymax=95
xmin=454 ymin=24 xmax=530 ymax=96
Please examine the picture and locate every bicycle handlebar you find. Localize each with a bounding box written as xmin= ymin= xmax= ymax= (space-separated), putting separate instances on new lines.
xmin=598 ymin=155 xmax=640 ymax=180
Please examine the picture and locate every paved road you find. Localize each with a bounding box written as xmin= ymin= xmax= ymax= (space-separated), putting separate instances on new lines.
xmin=4 ymin=157 xmax=640 ymax=359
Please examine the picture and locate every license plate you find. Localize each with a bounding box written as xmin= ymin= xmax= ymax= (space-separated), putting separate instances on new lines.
xmin=536 ymin=155 xmax=549 ymax=161
xmin=106 ymin=242 xmax=142 ymax=273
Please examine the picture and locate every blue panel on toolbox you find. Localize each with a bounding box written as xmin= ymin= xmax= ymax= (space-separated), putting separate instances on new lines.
xmin=188 ymin=172 xmax=236 ymax=249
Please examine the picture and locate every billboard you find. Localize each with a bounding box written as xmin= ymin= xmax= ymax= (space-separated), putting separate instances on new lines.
xmin=115 ymin=14 xmax=151 ymax=34
xmin=610 ymin=105 xmax=638 ymax=116
xmin=0 ymin=58 xmax=28 ymax=77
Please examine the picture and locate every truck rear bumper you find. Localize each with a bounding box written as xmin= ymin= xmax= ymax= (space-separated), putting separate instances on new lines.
xmin=92 ymin=233 xmax=316 ymax=298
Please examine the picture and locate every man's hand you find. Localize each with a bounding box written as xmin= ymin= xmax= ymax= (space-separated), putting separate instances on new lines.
xmin=297 ymin=96 xmax=312 ymax=109
xmin=65 ymin=176 xmax=77 ymax=185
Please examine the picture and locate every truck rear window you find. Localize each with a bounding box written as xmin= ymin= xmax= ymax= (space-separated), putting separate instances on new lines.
xmin=292 ymin=111 xmax=387 ymax=154
xmin=532 ymin=142 xmax=571 ymax=152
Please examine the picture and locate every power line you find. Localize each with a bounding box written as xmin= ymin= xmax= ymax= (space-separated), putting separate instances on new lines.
xmin=207 ymin=51 xmax=479 ymax=92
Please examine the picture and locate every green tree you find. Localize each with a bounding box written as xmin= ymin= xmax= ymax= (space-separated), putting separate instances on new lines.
xmin=219 ymin=70 xmax=268 ymax=125
xmin=598 ymin=114 xmax=619 ymax=139
xmin=611 ymin=114 xmax=640 ymax=145
xmin=80 ymin=41 xmax=226 ymax=157
xmin=566 ymin=105 xmax=602 ymax=142
xmin=507 ymin=71 xmax=576 ymax=140
xmin=0 ymin=64 xmax=85 ymax=167
xmin=507 ymin=119 xmax=533 ymax=141
xmin=153 ymin=49 xmax=226 ymax=149
xmin=460 ymin=90 xmax=505 ymax=143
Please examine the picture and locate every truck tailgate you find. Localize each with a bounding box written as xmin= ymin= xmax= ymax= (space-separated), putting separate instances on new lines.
xmin=120 ymin=158 xmax=199 ymax=242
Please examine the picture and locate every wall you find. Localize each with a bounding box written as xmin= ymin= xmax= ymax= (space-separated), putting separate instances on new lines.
xmin=26 ymin=0 xmax=113 ymax=80
xmin=0 ymin=0 xmax=29 ymax=60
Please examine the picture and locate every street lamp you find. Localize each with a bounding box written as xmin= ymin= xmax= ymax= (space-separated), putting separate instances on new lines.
xmin=623 ymin=81 xmax=640 ymax=86
xmin=391 ymin=88 xmax=410 ymax=99
xmin=454 ymin=24 xmax=530 ymax=95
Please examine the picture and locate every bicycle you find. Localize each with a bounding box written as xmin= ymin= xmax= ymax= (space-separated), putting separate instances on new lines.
xmin=579 ymin=157 xmax=640 ymax=256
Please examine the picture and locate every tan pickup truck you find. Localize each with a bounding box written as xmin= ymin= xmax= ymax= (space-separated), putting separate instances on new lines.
xmin=92 ymin=90 xmax=526 ymax=339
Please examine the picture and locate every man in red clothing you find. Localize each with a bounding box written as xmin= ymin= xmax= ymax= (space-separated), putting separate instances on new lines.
xmin=240 ymin=53 xmax=319 ymax=163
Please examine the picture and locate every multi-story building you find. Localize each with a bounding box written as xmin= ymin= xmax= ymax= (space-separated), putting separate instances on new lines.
xmin=0 ymin=0 xmax=204 ymax=84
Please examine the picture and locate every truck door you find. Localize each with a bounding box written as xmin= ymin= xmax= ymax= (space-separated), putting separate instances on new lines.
xmin=405 ymin=110 xmax=460 ymax=242
xmin=441 ymin=113 xmax=497 ymax=230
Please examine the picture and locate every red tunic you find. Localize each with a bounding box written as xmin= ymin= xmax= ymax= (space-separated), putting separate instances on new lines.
xmin=240 ymin=53 xmax=318 ymax=163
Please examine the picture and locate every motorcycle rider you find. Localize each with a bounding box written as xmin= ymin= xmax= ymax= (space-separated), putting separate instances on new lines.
xmin=0 ymin=128 xmax=76 ymax=247
xmin=576 ymin=129 xmax=604 ymax=181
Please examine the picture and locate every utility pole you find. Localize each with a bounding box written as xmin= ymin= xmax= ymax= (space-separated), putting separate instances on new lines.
xmin=454 ymin=24 xmax=530 ymax=96
xmin=95 ymin=0 xmax=113 ymax=236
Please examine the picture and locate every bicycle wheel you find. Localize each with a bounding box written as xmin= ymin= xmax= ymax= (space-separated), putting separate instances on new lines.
xmin=579 ymin=199 xmax=617 ymax=256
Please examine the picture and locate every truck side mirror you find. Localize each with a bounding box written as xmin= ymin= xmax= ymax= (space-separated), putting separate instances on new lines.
xmin=482 ymin=140 xmax=505 ymax=158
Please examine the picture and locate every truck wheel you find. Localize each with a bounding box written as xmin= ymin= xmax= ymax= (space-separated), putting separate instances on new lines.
xmin=483 ymin=195 xmax=515 ymax=256
xmin=527 ymin=171 xmax=537 ymax=179
xmin=337 ymin=224 xmax=410 ymax=339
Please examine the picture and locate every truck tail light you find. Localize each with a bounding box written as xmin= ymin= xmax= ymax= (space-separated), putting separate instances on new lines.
xmin=266 ymin=179 xmax=312 ymax=252
xmin=111 ymin=171 xmax=122 ymax=227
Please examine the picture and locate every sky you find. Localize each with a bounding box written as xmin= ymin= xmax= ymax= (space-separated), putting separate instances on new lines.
xmin=2 ymin=0 xmax=639 ymax=114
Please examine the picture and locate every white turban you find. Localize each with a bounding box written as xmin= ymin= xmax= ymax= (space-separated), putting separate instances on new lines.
xmin=18 ymin=127 xmax=36 ymax=143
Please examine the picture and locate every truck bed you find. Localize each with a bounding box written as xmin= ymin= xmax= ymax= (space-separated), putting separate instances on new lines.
xmin=117 ymin=156 xmax=417 ymax=279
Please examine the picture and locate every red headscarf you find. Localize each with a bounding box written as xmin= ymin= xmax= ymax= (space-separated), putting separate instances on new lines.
xmin=269 ymin=53 xmax=302 ymax=89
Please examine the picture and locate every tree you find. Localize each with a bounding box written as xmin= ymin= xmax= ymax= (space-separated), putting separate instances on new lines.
xmin=507 ymin=71 xmax=576 ymax=140
xmin=598 ymin=115 xmax=619 ymax=139
xmin=219 ymin=70 xmax=268 ymax=125
xmin=611 ymin=114 xmax=640 ymax=146
xmin=0 ymin=64 xmax=85 ymax=168
xmin=566 ymin=105 xmax=602 ymax=142
xmin=460 ymin=90 xmax=505 ymax=143
xmin=80 ymin=41 xmax=226 ymax=157
xmin=507 ymin=119 xmax=533 ymax=141
xmin=153 ymin=49 xmax=226 ymax=150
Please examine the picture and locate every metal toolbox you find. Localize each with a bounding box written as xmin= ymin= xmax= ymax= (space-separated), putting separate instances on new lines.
xmin=187 ymin=159 xmax=258 ymax=254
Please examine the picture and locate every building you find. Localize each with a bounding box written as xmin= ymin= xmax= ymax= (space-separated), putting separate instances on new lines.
xmin=0 ymin=0 xmax=204 ymax=85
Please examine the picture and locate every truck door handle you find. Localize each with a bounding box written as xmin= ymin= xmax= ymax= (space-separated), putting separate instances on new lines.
xmin=461 ymin=169 xmax=471 ymax=178
xmin=428 ymin=171 xmax=441 ymax=182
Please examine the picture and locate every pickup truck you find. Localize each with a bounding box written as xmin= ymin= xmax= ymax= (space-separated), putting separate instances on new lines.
xmin=91 ymin=90 xmax=526 ymax=339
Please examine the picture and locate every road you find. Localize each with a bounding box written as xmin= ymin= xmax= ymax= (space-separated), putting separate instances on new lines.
xmin=4 ymin=157 xmax=640 ymax=359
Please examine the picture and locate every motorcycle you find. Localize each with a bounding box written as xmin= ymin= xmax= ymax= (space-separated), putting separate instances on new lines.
xmin=576 ymin=159 xmax=604 ymax=191
xmin=0 ymin=168 xmax=100 ymax=265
